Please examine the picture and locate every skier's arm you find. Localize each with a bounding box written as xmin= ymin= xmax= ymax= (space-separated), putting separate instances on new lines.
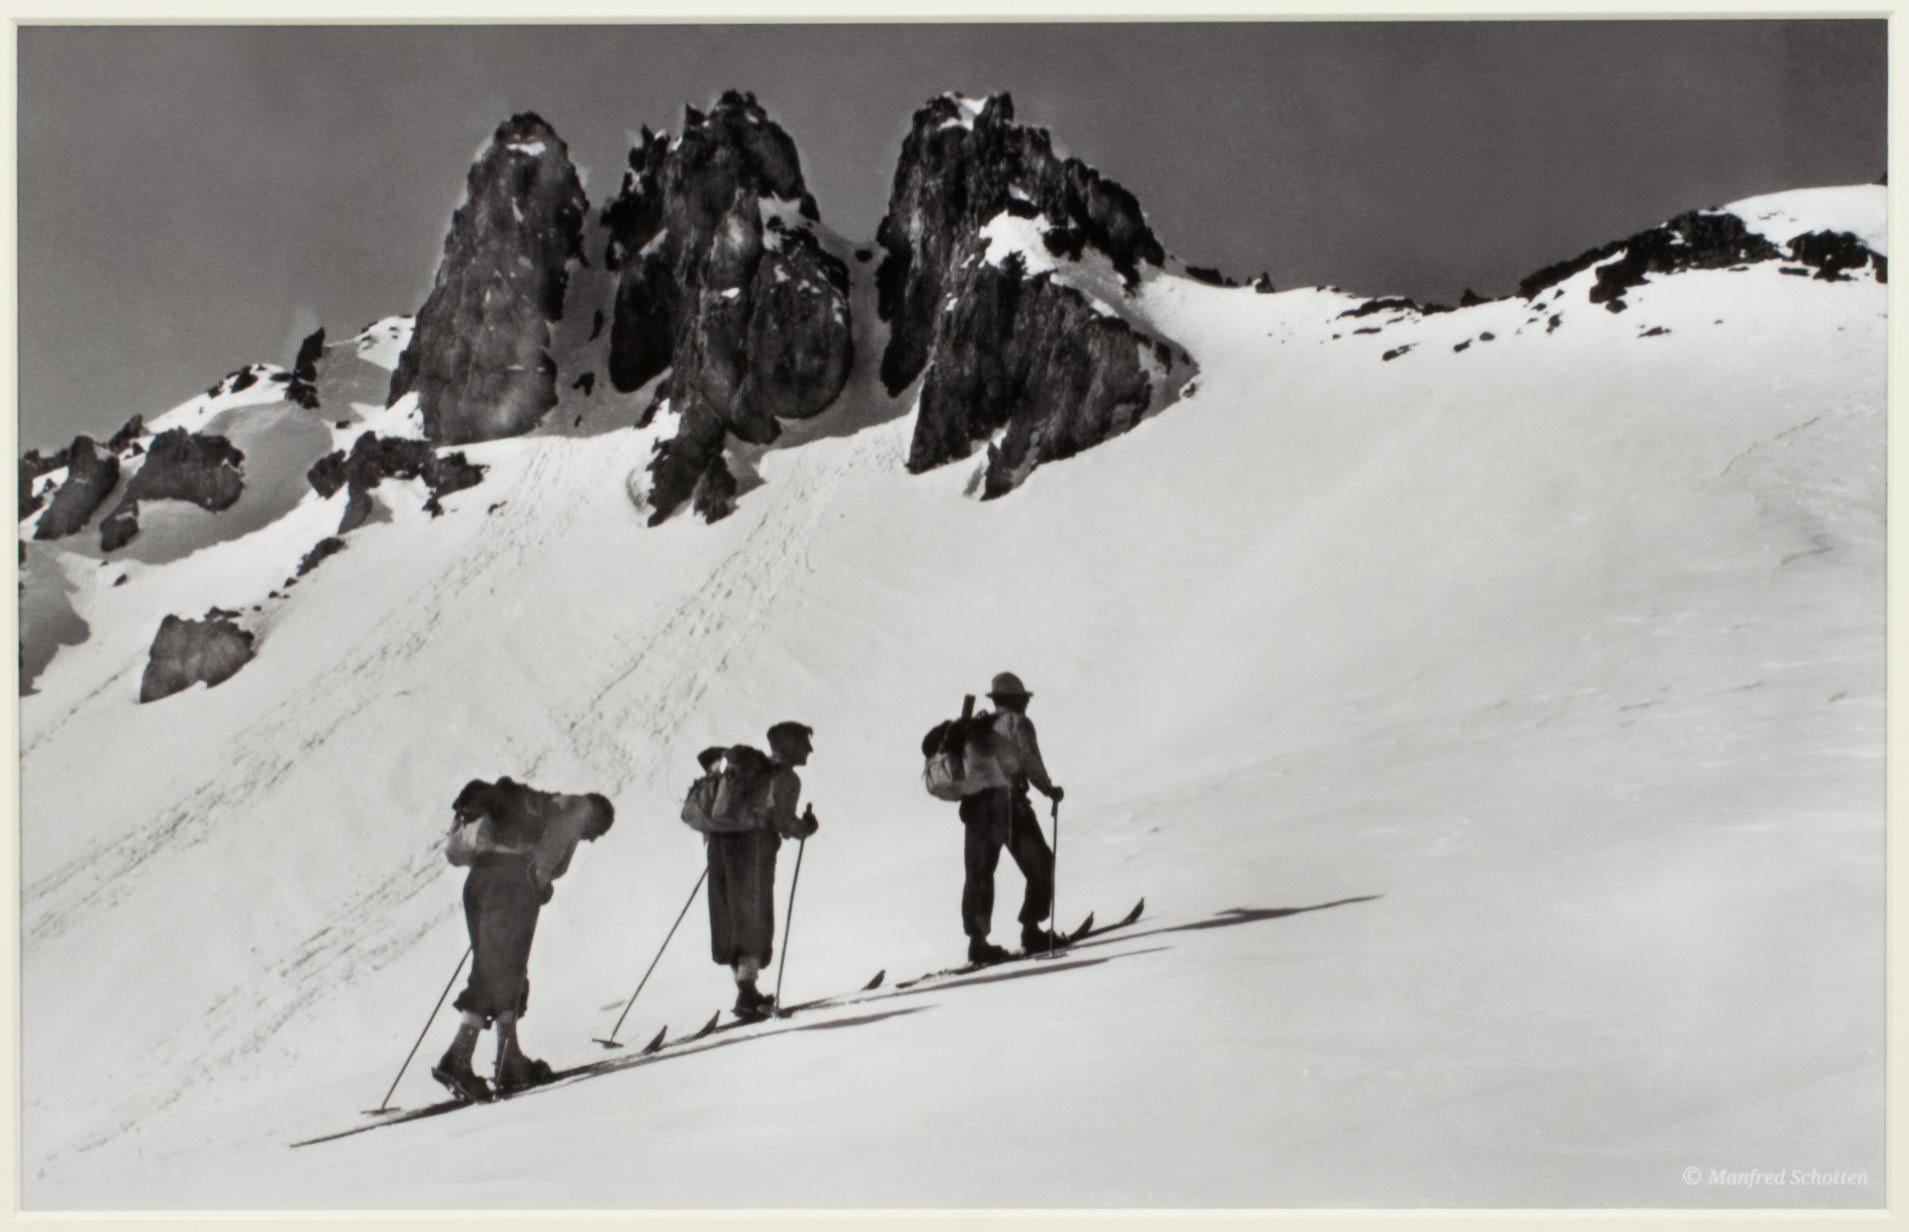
xmin=767 ymin=771 xmax=817 ymax=838
xmin=1016 ymin=716 xmax=1060 ymax=800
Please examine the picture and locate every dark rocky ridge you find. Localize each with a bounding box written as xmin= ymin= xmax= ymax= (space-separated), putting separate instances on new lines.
xmin=600 ymin=91 xmax=853 ymax=524
xmin=387 ymin=113 xmax=588 ymax=445
xmin=1339 ymin=296 xmax=1455 ymax=319
xmin=307 ymin=433 xmax=487 ymax=534
xmin=139 ymin=610 xmax=255 ymax=703
xmin=32 ymin=437 xmax=121 ymax=541
xmin=1518 ymin=210 xmax=1785 ymax=311
xmin=877 ymin=94 xmax=1174 ymax=494
xmin=97 ymin=428 xmax=247 ymax=552
xmin=876 ymin=92 xmax=1165 ymax=398
xmin=1786 ymin=230 xmax=1887 ymax=282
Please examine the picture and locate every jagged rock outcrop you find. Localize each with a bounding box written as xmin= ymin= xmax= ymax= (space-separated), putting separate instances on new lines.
xmin=32 ymin=437 xmax=120 ymax=540
xmin=306 ymin=432 xmax=486 ymax=534
xmin=912 ymin=254 xmax=1159 ymax=497
xmin=1339 ymin=296 xmax=1454 ymax=319
xmin=387 ymin=113 xmax=588 ymax=445
xmin=294 ymin=536 xmax=346 ymax=577
xmin=876 ymin=93 xmax=1174 ymax=494
xmin=286 ymin=328 xmax=325 ymax=410
xmin=1518 ymin=210 xmax=1786 ymax=311
xmin=1786 ymin=231 xmax=1887 ymax=282
xmin=97 ymin=428 xmax=246 ymax=552
xmin=877 ymin=92 xmax=1165 ymax=398
xmin=20 ymin=444 xmax=72 ymax=520
xmin=138 ymin=609 xmax=255 ymax=703
xmin=600 ymin=90 xmax=853 ymax=524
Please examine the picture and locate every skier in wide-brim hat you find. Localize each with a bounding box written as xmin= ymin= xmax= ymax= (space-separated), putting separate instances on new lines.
xmin=958 ymin=672 xmax=1067 ymax=964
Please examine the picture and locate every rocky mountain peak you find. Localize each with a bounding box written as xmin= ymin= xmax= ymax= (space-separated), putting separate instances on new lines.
xmin=386 ymin=111 xmax=588 ymax=445
xmin=876 ymin=90 xmax=1166 ymax=397
xmin=601 ymin=92 xmax=852 ymax=524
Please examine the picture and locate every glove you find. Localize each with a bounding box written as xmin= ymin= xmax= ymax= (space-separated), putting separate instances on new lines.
xmin=799 ymin=804 xmax=820 ymax=838
xmin=1049 ymin=785 xmax=1066 ymax=804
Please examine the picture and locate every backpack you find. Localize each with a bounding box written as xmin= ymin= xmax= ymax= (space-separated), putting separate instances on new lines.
xmin=681 ymin=745 xmax=776 ymax=833
xmin=920 ymin=696 xmax=1009 ymax=802
xmin=445 ymin=776 xmax=547 ymax=865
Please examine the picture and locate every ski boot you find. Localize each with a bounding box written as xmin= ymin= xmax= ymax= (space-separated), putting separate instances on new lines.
xmin=733 ymin=978 xmax=776 ymax=1021
xmin=431 ymin=1021 xmax=493 ymax=1104
xmin=967 ymin=937 xmax=1011 ymax=966
xmin=1021 ymin=925 xmax=1071 ymax=954
xmin=493 ymin=1014 xmax=555 ymax=1097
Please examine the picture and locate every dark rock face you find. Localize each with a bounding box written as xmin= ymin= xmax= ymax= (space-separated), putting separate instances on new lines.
xmin=387 ymin=113 xmax=588 ymax=445
xmin=123 ymin=429 xmax=245 ymax=510
xmin=139 ymin=610 xmax=256 ymax=703
xmin=286 ymin=328 xmax=326 ymax=410
xmin=97 ymin=428 xmax=246 ymax=551
xmin=876 ymin=94 xmax=1172 ymax=494
xmin=599 ymin=91 xmax=853 ymax=525
xmin=691 ymin=453 xmax=739 ymax=523
xmin=295 ymin=536 xmax=347 ymax=577
xmin=33 ymin=437 xmax=120 ymax=540
xmin=307 ymin=432 xmax=487 ymax=534
xmin=107 ymin=415 xmax=144 ymax=454
xmin=1339 ymin=296 xmax=1454 ymax=319
xmin=907 ymin=256 xmax=1156 ymax=497
xmin=1185 ymin=265 xmax=1238 ymax=288
xmin=99 ymin=503 xmax=140 ymax=553
xmin=876 ymin=92 xmax=1165 ymax=398
xmin=1787 ymin=231 xmax=1887 ymax=283
xmin=208 ymin=367 xmax=260 ymax=398
xmin=1518 ymin=210 xmax=1784 ymax=309
xmin=20 ymin=444 xmax=73 ymax=520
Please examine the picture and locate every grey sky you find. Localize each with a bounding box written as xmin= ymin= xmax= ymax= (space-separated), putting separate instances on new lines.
xmin=17 ymin=21 xmax=1886 ymax=453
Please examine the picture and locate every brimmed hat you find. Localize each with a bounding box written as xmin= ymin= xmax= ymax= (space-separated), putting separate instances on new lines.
xmin=987 ymin=671 xmax=1031 ymax=700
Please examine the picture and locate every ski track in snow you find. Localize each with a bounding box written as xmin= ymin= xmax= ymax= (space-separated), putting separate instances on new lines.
xmin=26 ymin=423 xmax=879 ymax=1171
xmin=544 ymin=433 xmax=871 ymax=794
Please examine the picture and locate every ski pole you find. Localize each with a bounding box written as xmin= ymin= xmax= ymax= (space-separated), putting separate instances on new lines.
xmin=596 ymin=865 xmax=709 ymax=1048
xmin=368 ymin=945 xmax=471 ymax=1115
xmin=1044 ymin=799 xmax=1061 ymax=958
xmin=772 ymin=835 xmax=807 ymax=1016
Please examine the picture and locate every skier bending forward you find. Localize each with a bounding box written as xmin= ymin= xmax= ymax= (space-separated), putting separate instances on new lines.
xmin=433 ymin=776 xmax=615 ymax=1103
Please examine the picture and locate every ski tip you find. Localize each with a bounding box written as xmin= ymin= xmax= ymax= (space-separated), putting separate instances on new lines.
xmin=861 ymin=969 xmax=886 ymax=991
xmin=1069 ymin=913 xmax=1095 ymax=940
xmin=1121 ymin=898 xmax=1145 ymax=925
xmin=640 ymin=1025 xmax=669 ymax=1055
xmin=691 ymin=1010 xmax=721 ymax=1039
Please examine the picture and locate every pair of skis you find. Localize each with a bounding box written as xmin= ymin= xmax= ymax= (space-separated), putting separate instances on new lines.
xmin=291 ymin=897 xmax=1144 ymax=1148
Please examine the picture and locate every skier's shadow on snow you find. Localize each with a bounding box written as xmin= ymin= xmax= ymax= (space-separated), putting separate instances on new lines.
xmin=1072 ymin=897 xmax=1383 ymax=953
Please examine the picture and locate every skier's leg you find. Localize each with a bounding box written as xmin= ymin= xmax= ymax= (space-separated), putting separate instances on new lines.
xmin=1006 ymin=793 xmax=1055 ymax=930
xmin=960 ymin=798 xmax=1004 ymax=940
xmin=436 ymin=874 xmax=496 ymax=1101
xmin=707 ymin=840 xmax=734 ymax=966
xmin=453 ymin=868 xmax=503 ymax=1022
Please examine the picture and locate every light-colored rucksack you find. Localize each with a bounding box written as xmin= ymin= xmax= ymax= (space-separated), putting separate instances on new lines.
xmin=682 ymin=745 xmax=776 ymax=833
xmin=920 ymin=696 xmax=1009 ymax=801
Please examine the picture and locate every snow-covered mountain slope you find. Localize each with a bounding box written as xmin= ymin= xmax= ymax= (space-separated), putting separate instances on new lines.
xmin=18 ymin=186 xmax=1884 ymax=1209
